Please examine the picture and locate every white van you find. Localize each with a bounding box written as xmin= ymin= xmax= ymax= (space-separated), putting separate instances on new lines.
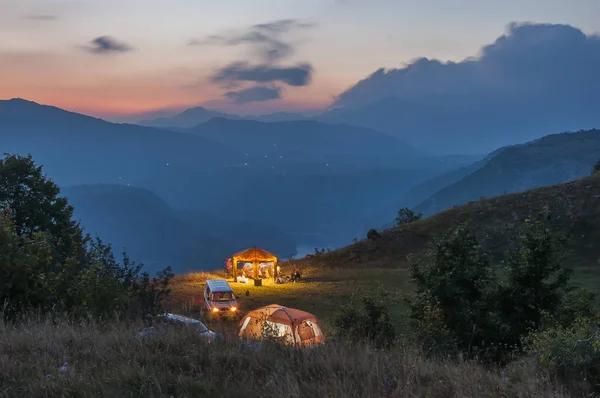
xmin=204 ymin=279 xmax=238 ymax=317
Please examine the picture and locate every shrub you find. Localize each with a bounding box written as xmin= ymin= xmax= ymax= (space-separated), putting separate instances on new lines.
xmin=367 ymin=228 xmax=381 ymax=240
xmin=396 ymin=207 xmax=423 ymax=226
xmin=332 ymin=287 xmax=396 ymax=349
xmin=526 ymin=317 xmax=600 ymax=390
xmin=592 ymin=159 xmax=600 ymax=175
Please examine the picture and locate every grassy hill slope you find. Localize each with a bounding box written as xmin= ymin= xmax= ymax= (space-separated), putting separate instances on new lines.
xmin=415 ymin=129 xmax=600 ymax=216
xmin=316 ymin=173 xmax=600 ymax=282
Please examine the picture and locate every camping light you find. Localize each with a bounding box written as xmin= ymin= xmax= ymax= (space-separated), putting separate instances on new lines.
xmin=212 ymin=307 xmax=219 ymax=313
xmin=230 ymin=307 xmax=237 ymax=312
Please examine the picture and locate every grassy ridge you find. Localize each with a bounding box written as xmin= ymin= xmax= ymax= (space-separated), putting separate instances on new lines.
xmin=312 ymin=173 xmax=600 ymax=294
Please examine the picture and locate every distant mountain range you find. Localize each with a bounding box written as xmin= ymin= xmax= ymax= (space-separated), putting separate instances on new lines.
xmin=2 ymin=98 xmax=460 ymax=268
xmin=5 ymin=97 xmax=598 ymax=270
xmin=137 ymin=91 xmax=600 ymax=157
xmin=0 ymin=98 xmax=241 ymax=188
xmin=177 ymin=117 xmax=422 ymax=158
xmin=137 ymin=106 xmax=309 ymax=128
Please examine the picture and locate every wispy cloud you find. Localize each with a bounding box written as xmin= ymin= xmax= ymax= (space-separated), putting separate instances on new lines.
xmin=22 ymin=14 xmax=58 ymax=21
xmin=189 ymin=19 xmax=315 ymax=63
xmin=82 ymin=36 xmax=133 ymax=55
xmin=193 ymin=19 xmax=316 ymax=105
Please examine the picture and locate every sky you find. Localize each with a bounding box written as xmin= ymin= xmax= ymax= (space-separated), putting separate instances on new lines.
xmin=1 ymin=0 xmax=599 ymax=118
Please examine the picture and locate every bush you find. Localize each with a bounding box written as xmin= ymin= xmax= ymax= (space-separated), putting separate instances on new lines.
xmin=396 ymin=207 xmax=422 ymax=226
xmin=526 ymin=317 xmax=600 ymax=391
xmin=0 ymin=153 xmax=173 ymax=321
xmin=332 ymin=288 xmax=396 ymax=349
xmin=407 ymin=212 xmax=595 ymax=364
xmin=367 ymin=228 xmax=381 ymax=240
xmin=592 ymin=159 xmax=600 ymax=175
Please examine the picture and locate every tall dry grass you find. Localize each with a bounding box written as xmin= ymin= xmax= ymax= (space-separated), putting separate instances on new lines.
xmin=0 ymin=317 xmax=575 ymax=397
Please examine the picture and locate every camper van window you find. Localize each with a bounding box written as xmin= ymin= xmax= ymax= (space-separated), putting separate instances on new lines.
xmin=211 ymin=291 xmax=233 ymax=301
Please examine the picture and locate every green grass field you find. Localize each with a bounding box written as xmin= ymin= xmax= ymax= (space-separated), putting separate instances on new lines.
xmin=166 ymin=265 xmax=413 ymax=335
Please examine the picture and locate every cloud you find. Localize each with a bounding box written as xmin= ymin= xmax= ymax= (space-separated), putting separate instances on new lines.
xmin=195 ymin=19 xmax=316 ymax=105
xmin=83 ymin=36 xmax=133 ymax=55
xmin=332 ymin=22 xmax=600 ymax=109
xmin=22 ymin=14 xmax=58 ymax=21
xmin=224 ymin=86 xmax=282 ymax=104
xmin=189 ymin=19 xmax=314 ymax=63
xmin=211 ymin=62 xmax=313 ymax=87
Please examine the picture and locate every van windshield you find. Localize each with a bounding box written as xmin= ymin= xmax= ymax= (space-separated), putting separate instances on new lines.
xmin=210 ymin=291 xmax=234 ymax=301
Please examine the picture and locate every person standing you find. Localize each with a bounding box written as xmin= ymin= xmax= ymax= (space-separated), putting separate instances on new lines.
xmin=225 ymin=257 xmax=232 ymax=278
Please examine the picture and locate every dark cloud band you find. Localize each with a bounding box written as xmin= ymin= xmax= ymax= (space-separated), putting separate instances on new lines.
xmin=225 ymin=86 xmax=282 ymax=104
xmin=211 ymin=62 xmax=313 ymax=87
xmin=83 ymin=36 xmax=133 ymax=54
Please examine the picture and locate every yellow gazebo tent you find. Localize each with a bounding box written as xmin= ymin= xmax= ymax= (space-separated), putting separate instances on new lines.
xmin=232 ymin=246 xmax=279 ymax=282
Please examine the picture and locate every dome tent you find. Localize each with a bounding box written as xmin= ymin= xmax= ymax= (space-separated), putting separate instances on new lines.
xmin=238 ymin=304 xmax=325 ymax=347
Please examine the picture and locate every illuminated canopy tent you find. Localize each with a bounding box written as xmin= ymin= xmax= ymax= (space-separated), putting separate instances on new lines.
xmin=238 ymin=304 xmax=326 ymax=347
xmin=232 ymin=246 xmax=279 ymax=280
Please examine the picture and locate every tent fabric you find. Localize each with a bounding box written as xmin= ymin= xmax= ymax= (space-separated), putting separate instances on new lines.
xmin=232 ymin=247 xmax=278 ymax=263
xmin=231 ymin=247 xmax=279 ymax=280
xmin=238 ymin=304 xmax=325 ymax=347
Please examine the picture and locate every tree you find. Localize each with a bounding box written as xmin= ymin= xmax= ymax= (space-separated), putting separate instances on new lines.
xmin=396 ymin=207 xmax=423 ymax=226
xmin=0 ymin=153 xmax=86 ymax=264
xmin=493 ymin=211 xmax=579 ymax=351
xmin=408 ymin=212 xmax=594 ymax=364
xmin=592 ymin=159 xmax=600 ymax=175
xmin=0 ymin=154 xmax=173 ymax=321
xmin=408 ymin=224 xmax=495 ymax=358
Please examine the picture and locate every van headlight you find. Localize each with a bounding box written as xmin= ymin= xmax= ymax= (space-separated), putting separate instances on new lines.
xmin=230 ymin=307 xmax=237 ymax=312
xmin=212 ymin=307 xmax=219 ymax=313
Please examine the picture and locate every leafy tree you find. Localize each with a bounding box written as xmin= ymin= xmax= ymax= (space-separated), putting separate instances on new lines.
xmin=0 ymin=153 xmax=87 ymax=265
xmin=0 ymin=153 xmax=173 ymax=321
xmin=497 ymin=212 xmax=572 ymax=348
xmin=592 ymin=159 xmax=600 ymax=174
xmin=0 ymin=214 xmax=56 ymax=319
xmin=408 ymin=224 xmax=495 ymax=358
xmin=396 ymin=207 xmax=423 ymax=226
xmin=408 ymin=213 xmax=595 ymax=363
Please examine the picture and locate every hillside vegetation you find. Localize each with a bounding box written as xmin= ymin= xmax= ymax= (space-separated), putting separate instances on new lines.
xmin=326 ymin=173 xmax=600 ymax=278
